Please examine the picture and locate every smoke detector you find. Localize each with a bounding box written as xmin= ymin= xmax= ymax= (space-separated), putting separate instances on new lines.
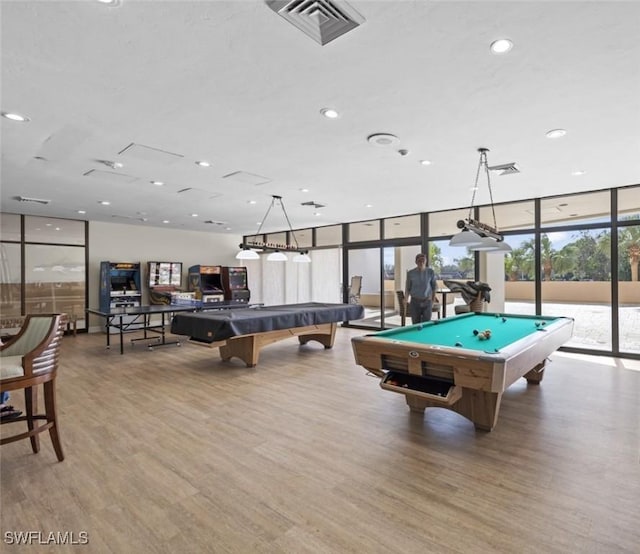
xmin=367 ymin=133 xmax=400 ymax=147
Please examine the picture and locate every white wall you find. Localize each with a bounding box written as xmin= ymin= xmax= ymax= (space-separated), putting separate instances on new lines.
xmin=88 ymin=221 xmax=241 ymax=327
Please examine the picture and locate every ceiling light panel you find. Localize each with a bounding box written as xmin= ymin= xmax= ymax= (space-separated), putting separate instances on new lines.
xmin=83 ymin=169 xmax=138 ymax=184
xmin=222 ymin=171 xmax=272 ymax=186
xmin=175 ymin=187 xmax=222 ymax=200
xmin=118 ymin=143 xmax=184 ymax=164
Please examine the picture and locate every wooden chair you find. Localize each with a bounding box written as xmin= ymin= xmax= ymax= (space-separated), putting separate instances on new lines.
xmin=348 ymin=276 xmax=362 ymax=304
xmin=396 ymin=291 xmax=440 ymax=325
xmin=0 ymin=313 xmax=66 ymax=461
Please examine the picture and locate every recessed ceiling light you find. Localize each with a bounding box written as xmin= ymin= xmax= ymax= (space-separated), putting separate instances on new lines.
xmin=97 ymin=0 xmax=120 ymax=5
xmin=77 ymin=210 xmax=86 ymax=214
xmin=299 ymin=188 xmax=309 ymax=193
xmin=314 ymin=212 xmax=322 ymax=216
xmin=420 ymin=160 xmax=432 ymax=166
xmin=1 ymin=111 xmax=30 ymax=122
xmin=320 ymin=108 xmax=340 ymax=119
xmin=163 ymin=220 xmax=170 ymax=224
xmin=225 ymin=227 xmax=231 ymax=231
xmin=248 ymin=200 xmax=257 ymax=205
xmin=151 ymin=180 xmax=164 ymax=186
xmin=490 ymin=39 xmax=513 ymax=54
xmin=571 ymin=170 xmax=586 ymax=176
xmin=546 ymin=129 xmax=567 ymax=139
xmin=365 ymin=204 xmax=373 ymax=208
xmin=191 ymin=213 xmax=198 ymax=217
xmin=195 ymin=160 xmax=211 ymax=167
xmin=98 ymin=200 xmax=111 ymax=205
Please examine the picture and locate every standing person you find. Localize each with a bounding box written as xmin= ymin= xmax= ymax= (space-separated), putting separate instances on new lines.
xmin=405 ymin=252 xmax=437 ymax=324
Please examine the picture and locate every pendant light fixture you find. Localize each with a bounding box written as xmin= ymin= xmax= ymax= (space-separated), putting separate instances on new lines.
xmin=449 ymin=148 xmax=513 ymax=253
xmin=236 ymin=195 xmax=311 ymax=262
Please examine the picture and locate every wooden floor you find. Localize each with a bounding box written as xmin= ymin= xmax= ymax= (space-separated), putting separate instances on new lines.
xmin=1 ymin=327 xmax=639 ymax=553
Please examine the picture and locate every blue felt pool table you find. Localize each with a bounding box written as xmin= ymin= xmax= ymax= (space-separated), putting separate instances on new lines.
xmin=351 ymin=312 xmax=574 ymax=431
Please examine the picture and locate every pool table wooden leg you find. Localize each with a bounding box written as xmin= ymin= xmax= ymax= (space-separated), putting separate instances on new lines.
xmin=219 ymin=336 xmax=259 ymax=368
xmin=218 ymin=323 xmax=338 ymax=367
xmin=405 ymin=395 xmax=427 ymax=414
xmin=456 ymin=390 xmax=503 ymax=431
xmin=298 ymin=322 xmax=337 ymax=349
xmin=403 ymin=388 xmax=503 ymax=431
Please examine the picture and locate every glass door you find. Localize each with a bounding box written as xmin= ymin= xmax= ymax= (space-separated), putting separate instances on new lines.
xmin=347 ymin=247 xmax=383 ymax=330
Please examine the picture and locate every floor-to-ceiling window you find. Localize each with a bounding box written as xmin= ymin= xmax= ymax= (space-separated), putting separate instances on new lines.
xmin=244 ymin=185 xmax=640 ymax=359
xmin=617 ymin=185 xmax=640 ymax=355
xmin=483 ymin=200 xmax=536 ymax=316
xmin=0 ymin=214 xmax=88 ymax=334
xmin=539 ymin=191 xmax=612 ymax=352
xmin=347 ymin=244 xmax=382 ymax=330
xmin=0 ymin=214 xmax=22 ymax=331
xmin=429 ymin=208 xmax=475 ymax=314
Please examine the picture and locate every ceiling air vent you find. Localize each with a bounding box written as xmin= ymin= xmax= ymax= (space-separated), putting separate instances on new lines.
xmin=488 ymin=162 xmax=520 ymax=175
xmin=15 ymin=195 xmax=51 ymax=205
xmin=301 ymin=201 xmax=326 ymax=208
xmin=266 ymin=0 xmax=365 ymax=46
xmin=204 ymin=220 xmax=228 ymax=226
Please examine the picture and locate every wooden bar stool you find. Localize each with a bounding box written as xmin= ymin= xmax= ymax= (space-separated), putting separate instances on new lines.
xmin=0 ymin=313 xmax=67 ymax=461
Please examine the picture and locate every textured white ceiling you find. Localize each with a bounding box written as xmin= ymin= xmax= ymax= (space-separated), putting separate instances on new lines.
xmin=1 ymin=1 xmax=639 ymax=236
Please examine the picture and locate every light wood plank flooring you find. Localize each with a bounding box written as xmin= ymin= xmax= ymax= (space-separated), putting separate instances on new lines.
xmin=1 ymin=328 xmax=639 ymax=553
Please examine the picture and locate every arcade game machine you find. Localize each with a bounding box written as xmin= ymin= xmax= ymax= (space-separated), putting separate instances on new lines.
xmin=187 ymin=265 xmax=225 ymax=304
xmin=99 ymin=261 xmax=142 ymax=332
xmin=221 ymin=266 xmax=250 ymax=304
xmin=147 ymin=261 xmax=183 ymax=305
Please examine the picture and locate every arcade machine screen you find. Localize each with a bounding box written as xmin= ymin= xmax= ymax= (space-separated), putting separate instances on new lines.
xmin=148 ymin=261 xmax=183 ymax=304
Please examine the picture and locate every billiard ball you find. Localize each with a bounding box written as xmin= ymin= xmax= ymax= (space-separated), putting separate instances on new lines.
xmin=473 ymin=329 xmax=479 ymax=336
xmin=502 ymin=317 xmax=507 ymax=322
xmin=535 ymin=322 xmax=541 ymax=327
xmin=541 ymin=321 xmax=546 ymax=326
xmin=455 ymin=342 xmax=463 ymax=347
xmin=417 ymin=324 xmax=423 ymax=330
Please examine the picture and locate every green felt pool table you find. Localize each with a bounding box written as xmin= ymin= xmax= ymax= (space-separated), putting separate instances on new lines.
xmin=351 ymin=312 xmax=574 ymax=431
